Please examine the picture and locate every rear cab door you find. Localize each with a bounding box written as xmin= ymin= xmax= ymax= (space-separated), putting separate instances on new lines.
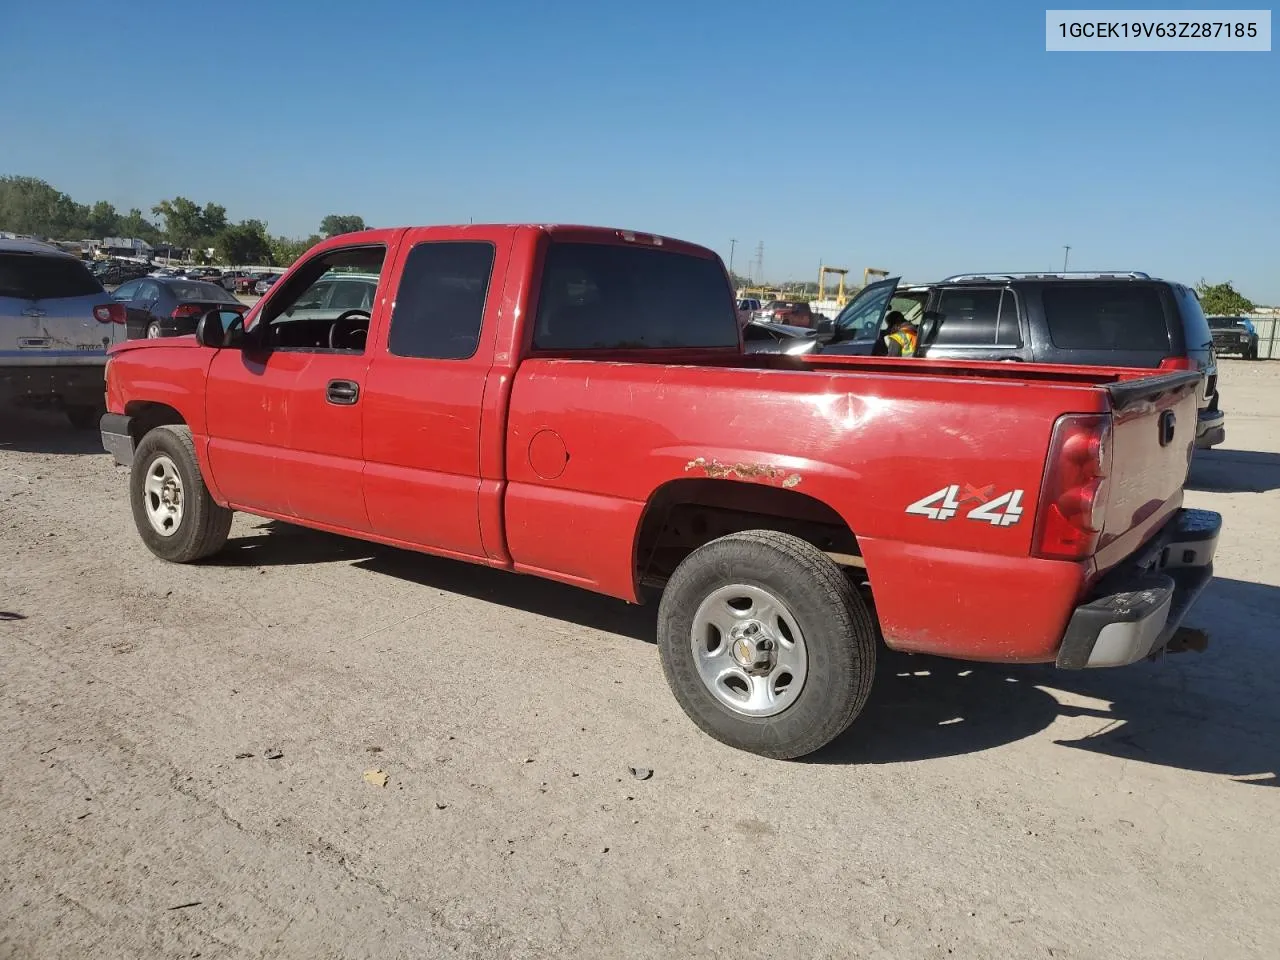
xmin=360 ymin=226 xmax=515 ymax=561
xmin=919 ymin=284 xmax=1028 ymax=361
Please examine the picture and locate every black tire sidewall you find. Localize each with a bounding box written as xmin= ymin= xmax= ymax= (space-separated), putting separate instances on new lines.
xmin=129 ymin=428 xmax=210 ymax=562
xmin=658 ymin=536 xmax=870 ymax=758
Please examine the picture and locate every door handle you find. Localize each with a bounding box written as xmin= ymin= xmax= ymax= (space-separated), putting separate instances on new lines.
xmin=326 ymin=379 xmax=360 ymax=405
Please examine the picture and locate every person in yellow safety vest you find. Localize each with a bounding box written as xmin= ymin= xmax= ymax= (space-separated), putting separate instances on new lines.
xmin=883 ymin=311 xmax=919 ymax=357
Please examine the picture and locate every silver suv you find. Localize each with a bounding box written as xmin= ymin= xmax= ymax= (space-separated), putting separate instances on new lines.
xmin=0 ymin=238 xmax=125 ymax=428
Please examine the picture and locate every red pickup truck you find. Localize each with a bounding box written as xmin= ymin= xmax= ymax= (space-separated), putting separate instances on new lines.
xmin=99 ymin=224 xmax=1221 ymax=759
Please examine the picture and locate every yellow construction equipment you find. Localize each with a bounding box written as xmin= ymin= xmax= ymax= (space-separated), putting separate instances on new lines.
xmin=863 ymin=267 xmax=890 ymax=287
xmin=818 ymin=265 xmax=850 ymax=306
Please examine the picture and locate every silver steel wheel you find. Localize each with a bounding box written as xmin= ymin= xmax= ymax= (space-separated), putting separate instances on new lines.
xmin=143 ymin=454 xmax=184 ymax=537
xmin=690 ymin=583 xmax=808 ymax=718
xmin=146 ymin=321 xmax=161 ymax=339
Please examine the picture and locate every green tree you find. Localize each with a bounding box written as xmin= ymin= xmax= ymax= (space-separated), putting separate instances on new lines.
xmin=203 ymin=202 xmax=228 ymax=235
xmin=0 ymin=175 xmax=86 ymax=238
xmin=216 ymin=220 xmax=273 ymax=265
xmin=270 ymin=233 xmax=322 ymax=267
xmin=85 ymin=200 xmax=120 ymax=237
xmin=152 ymin=196 xmax=208 ymax=248
xmin=118 ymin=208 xmax=161 ymax=244
xmin=1196 ymin=280 xmax=1255 ymax=317
xmin=319 ymin=214 xmax=366 ymax=237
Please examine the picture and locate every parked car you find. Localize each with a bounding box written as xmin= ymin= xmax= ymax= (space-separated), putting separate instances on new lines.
xmin=741 ymin=318 xmax=820 ymax=354
xmin=253 ymin=273 xmax=281 ymax=295
xmin=234 ymin=271 xmax=270 ymax=294
xmin=735 ymin=297 xmax=762 ymax=325
xmin=109 ymin=276 xmax=246 ymax=339
xmin=1207 ymin=315 xmax=1260 ymax=360
xmin=1 ymin=237 xmax=126 ymax=427
xmin=184 ymin=267 xmax=223 ymax=282
xmin=757 ymin=299 xmax=817 ymax=327
xmin=100 ymin=224 xmax=1220 ymax=760
xmin=216 ymin=270 xmax=252 ymax=291
xmin=93 ymin=260 xmax=152 ymax=286
xmin=822 ymin=272 xmax=1225 ymax=448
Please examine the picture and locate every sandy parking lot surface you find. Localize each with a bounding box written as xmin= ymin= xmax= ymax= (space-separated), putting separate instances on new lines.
xmin=2 ymin=361 xmax=1278 ymax=960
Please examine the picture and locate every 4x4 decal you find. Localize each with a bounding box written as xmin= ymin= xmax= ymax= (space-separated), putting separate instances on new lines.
xmin=905 ymin=484 xmax=1025 ymax=527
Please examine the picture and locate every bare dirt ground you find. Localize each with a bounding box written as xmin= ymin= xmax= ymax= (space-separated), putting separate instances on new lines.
xmin=2 ymin=361 xmax=1278 ymax=960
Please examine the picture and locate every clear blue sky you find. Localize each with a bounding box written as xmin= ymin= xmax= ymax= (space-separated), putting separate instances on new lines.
xmin=1 ymin=1 xmax=1276 ymax=300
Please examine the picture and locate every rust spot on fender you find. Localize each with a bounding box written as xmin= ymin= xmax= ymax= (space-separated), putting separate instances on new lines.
xmin=684 ymin=457 xmax=803 ymax=488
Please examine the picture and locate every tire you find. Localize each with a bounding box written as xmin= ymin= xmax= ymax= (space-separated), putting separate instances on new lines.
xmin=65 ymin=404 xmax=103 ymax=430
xmin=129 ymin=425 xmax=232 ymax=563
xmin=146 ymin=320 xmax=162 ymax=339
xmin=657 ymin=530 xmax=876 ymax=759
xmin=1249 ymin=342 xmax=1260 ymax=361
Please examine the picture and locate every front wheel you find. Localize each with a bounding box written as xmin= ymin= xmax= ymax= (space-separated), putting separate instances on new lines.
xmin=657 ymin=531 xmax=877 ymax=759
xmin=129 ymin=425 xmax=232 ymax=562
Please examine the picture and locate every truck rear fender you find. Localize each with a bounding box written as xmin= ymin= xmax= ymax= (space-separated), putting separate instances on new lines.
xmin=633 ymin=477 xmax=866 ymax=593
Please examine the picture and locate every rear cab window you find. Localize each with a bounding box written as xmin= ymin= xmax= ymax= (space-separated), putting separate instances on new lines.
xmin=387 ymin=241 xmax=496 ymax=360
xmin=533 ymin=242 xmax=737 ymax=350
xmin=0 ymin=253 xmax=104 ymax=300
xmin=1042 ymin=284 xmax=1171 ymax=351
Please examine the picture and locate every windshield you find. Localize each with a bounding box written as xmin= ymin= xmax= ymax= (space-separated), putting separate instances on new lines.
xmin=1207 ymin=317 xmax=1242 ymax=329
xmin=0 ymin=253 xmax=105 ymax=299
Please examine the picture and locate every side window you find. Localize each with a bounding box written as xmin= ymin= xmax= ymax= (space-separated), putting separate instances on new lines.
xmin=138 ymin=281 xmax=160 ymax=302
xmin=256 ymin=245 xmax=386 ymax=353
xmin=387 ymin=241 xmax=495 ymax=360
xmin=932 ymin=288 xmax=1002 ymax=348
xmin=996 ymin=288 xmax=1022 ymax=346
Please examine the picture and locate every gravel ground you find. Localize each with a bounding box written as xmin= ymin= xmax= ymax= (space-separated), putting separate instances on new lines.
xmin=2 ymin=360 xmax=1278 ymax=960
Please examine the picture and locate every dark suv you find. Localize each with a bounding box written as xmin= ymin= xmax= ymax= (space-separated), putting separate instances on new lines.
xmin=822 ymin=272 xmax=1224 ymax=448
xmin=1207 ymin=315 xmax=1260 ymax=360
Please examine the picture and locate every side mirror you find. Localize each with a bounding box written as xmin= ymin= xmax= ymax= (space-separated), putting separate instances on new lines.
xmin=195 ymin=309 xmax=245 ymax=348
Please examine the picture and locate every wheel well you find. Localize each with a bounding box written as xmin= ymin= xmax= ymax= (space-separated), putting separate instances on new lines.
xmin=124 ymin=401 xmax=186 ymax=445
xmin=635 ymin=479 xmax=864 ymax=591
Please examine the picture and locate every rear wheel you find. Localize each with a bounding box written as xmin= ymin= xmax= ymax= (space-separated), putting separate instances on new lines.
xmin=146 ymin=320 xmax=162 ymax=339
xmin=657 ymin=531 xmax=876 ymax=759
xmin=130 ymin=425 xmax=232 ymax=562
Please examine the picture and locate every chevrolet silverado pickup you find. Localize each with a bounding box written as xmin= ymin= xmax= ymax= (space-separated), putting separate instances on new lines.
xmin=99 ymin=224 xmax=1221 ymax=759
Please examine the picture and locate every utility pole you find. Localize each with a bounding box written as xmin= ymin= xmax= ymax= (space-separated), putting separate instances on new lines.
xmin=728 ymin=239 xmax=737 ymax=277
xmin=1062 ymin=245 xmax=1071 ymax=272
xmin=755 ymin=241 xmax=764 ymax=286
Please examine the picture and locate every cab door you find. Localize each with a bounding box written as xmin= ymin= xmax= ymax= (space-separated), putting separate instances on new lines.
xmin=361 ymin=228 xmax=512 ymax=560
xmin=820 ymin=277 xmax=900 ymax=355
xmin=204 ymin=234 xmax=400 ymax=531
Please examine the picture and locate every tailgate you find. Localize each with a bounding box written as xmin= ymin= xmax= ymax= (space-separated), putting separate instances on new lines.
xmin=1093 ymin=371 xmax=1202 ymax=576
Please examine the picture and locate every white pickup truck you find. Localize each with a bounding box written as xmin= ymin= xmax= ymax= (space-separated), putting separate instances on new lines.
xmin=0 ymin=238 xmax=125 ymax=427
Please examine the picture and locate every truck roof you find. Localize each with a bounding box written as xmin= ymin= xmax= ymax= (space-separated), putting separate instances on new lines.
xmin=336 ymin=224 xmax=719 ymax=260
xmin=0 ymin=237 xmax=77 ymax=257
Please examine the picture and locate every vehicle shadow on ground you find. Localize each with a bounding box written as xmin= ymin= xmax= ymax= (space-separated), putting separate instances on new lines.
xmin=0 ymin=409 xmax=105 ymax=455
xmin=1188 ymin=449 xmax=1280 ymax=493
xmin=216 ymin=520 xmax=659 ymax=642
xmin=813 ymin=576 xmax=1280 ymax=785
xmin=215 ymin=522 xmax=1278 ymax=784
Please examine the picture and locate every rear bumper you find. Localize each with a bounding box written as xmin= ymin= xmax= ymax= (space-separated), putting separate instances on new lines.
xmin=1195 ymin=406 xmax=1225 ymax=449
xmin=0 ymin=363 xmax=106 ymax=408
xmin=1056 ymin=508 xmax=1221 ymax=669
xmin=101 ymin=412 xmax=135 ymax=466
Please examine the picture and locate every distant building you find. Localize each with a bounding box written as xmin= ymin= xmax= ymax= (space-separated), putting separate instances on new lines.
xmin=98 ymin=237 xmax=154 ymax=258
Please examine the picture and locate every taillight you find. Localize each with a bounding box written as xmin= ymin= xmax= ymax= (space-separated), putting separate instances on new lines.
xmin=1032 ymin=413 xmax=1113 ymax=561
xmin=171 ymin=304 xmax=205 ymax=319
xmin=93 ymin=303 xmax=126 ymax=324
xmin=1159 ymin=356 xmax=1195 ymax=371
